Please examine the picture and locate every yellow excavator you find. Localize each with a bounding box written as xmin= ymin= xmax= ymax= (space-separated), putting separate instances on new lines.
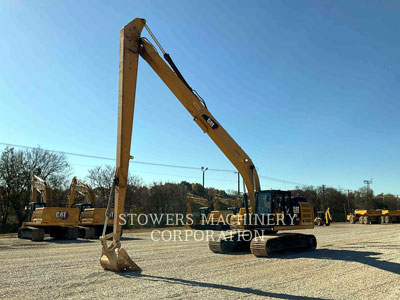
xmin=68 ymin=177 xmax=113 ymax=238
xmin=185 ymin=194 xmax=240 ymax=230
xmin=314 ymin=208 xmax=332 ymax=226
xmin=18 ymin=175 xmax=80 ymax=241
xmin=213 ymin=194 xmax=243 ymax=214
xmin=185 ymin=193 xmax=212 ymax=229
xmin=206 ymin=195 xmax=243 ymax=229
xmin=99 ymin=18 xmax=316 ymax=272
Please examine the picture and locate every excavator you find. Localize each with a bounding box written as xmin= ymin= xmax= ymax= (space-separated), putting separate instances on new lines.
xmin=213 ymin=194 xmax=243 ymax=214
xmin=185 ymin=193 xmax=240 ymax=230
xmin=68 ymin=177 xmax=113 ymax=238
xmin=18 ymin=175 xmax=80 ymax=241
xmin=185 ymin=193 xmax=212 ymax=229
xmin=99 ymin=18 xmax=316 ymax=272
xmin=206 ymin=194 xmax=244 ymax=229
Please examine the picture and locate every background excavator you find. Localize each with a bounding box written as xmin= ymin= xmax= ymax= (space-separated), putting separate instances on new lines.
xmin=185 ymin=194 xmax=241 ymax=230
xmin=99 ymin=18 xmax=316 ymax=272
xmin=314 ymin=208 xmax=332 ymax=226
xmin=185 ymin=193 xmax=212 ymax=229
xmin=206 ymin=195 xmax=243 ymax=230
xmin=213 ymin=195 xmax=243 ymax=213
xmin=18 ymin=175 xmax=79 ymax=241
xmin=68 ymin=177 xmax=113 ymax=238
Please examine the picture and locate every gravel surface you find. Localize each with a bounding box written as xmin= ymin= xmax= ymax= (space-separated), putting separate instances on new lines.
xmin=0 ymin=223 xmax=399 ymax=300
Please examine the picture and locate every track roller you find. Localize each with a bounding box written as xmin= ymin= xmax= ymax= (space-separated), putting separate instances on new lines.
xmin=250 ymin=233 xmax=317 ymax=257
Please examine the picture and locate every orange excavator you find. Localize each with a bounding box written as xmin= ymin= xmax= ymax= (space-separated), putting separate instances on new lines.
xmin=99 ymin=18 xmax=315 ymax=272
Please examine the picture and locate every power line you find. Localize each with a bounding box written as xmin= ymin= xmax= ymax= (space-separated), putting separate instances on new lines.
xmin=0 ymin=142 xmax=318 ymax=187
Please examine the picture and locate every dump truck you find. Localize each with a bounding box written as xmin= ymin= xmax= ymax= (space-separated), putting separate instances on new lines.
xmin=380 ymin=210 xmax=400 ymax=224
xmin=347 ymin=209 xmax=382 ymax=224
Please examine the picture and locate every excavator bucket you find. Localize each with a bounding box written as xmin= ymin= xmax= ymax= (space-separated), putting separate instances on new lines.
xmin=100 ymin=236 xmax=141 ymax=272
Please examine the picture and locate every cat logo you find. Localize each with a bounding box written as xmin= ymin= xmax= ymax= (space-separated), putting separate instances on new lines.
xmin=201 ymin=114 xmax=219 ymax=130
xmin=56 ymin=211 xmax=68 ymax=219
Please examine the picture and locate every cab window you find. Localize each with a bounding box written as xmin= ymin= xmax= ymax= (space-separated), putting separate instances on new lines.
xmin=256 ymin=192 xmax=272 ymax=215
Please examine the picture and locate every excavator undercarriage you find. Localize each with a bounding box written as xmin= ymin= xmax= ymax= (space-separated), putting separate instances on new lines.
xmin=209 ymin=230 xmax=316 ymax=257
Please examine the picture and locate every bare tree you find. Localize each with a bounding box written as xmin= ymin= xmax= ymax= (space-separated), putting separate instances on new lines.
xmin=0 ymin=148 xmax=26 ymax=229
xmin=86 ymin=165 xmax=115 ymax=207
xmin=22 ymin=147 xmax=71 ymax=209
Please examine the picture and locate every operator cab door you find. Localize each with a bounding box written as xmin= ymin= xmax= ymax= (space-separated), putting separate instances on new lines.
xmin=271 ymin=191 xmax=297 ymax=225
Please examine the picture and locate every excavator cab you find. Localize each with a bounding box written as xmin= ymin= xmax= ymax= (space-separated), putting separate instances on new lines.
xmin=255 ymin=190 xmax=300 ymax=226
xmin=23 ymin=202 xmax=46 ymax=222
xmin=73 ymin=203 xmax=93 ymax=214
xmin=199 ymin=206 xmax=212 ymax=222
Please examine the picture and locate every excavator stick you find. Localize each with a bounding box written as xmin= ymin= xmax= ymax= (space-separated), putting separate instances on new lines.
xmin=99 ymin=18 xmax=146 ymax=272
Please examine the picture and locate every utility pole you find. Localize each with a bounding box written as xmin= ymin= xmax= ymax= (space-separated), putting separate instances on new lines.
xmin=201 ymin=166 xmax=208 ymax=188
xmin=235 ymin=171 xmax=240 ymax=196
xmin=363 ymin=179 xmax=373 ymax=206
xmin=397 ymin=195 xmax=399 ymax=210
xmin=322 ymin=184 xmax=326 ymax=209
xmin=347 ymin=189 xmax=351 ymax=211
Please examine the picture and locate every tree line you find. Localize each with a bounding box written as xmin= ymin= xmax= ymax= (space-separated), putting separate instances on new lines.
xmin=0 ymin=146 xmax=398 ymax=232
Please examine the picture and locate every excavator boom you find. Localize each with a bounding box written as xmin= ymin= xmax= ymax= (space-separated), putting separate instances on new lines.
xmin=30 ymin=175 xmax=52 ymax=203
xmin=138 ymin=36 xmax=261 ymax=207
xmin=68 ymin=176 xmax=95 ymax=207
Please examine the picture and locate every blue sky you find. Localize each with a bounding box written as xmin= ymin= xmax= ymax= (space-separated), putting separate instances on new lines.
xmin=1 ymin=0 xmax=399 ymax=195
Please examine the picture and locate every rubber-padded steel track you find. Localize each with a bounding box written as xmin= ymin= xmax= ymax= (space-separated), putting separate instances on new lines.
xmin=250 ymin=233 xmax=317 ymax=257
xmin=208 ymin=231 xmax=252 ymax=254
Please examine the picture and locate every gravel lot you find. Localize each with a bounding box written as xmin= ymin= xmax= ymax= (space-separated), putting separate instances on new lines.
xmin=0 ymin=223 xmax=399 ymax=300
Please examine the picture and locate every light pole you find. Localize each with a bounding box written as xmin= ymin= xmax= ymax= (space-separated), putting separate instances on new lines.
xmin=234 ymin=171 xmax=240 ymax=195
xmin=201 ymin=166 xmax=208 ymax=188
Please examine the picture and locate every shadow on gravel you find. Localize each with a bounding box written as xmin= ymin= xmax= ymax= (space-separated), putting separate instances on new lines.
xmin=46 ymin=239 xmax=96 ymax=244
xmin=286 ymin=248 xmax=400 ymax=275
xmin=121 ymin=237 xmax=143 ymax=241
xmin=44 ymin=237 xmax=141 ymax=243
xmin=119 ymin=273 xmax=329 ymax=300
